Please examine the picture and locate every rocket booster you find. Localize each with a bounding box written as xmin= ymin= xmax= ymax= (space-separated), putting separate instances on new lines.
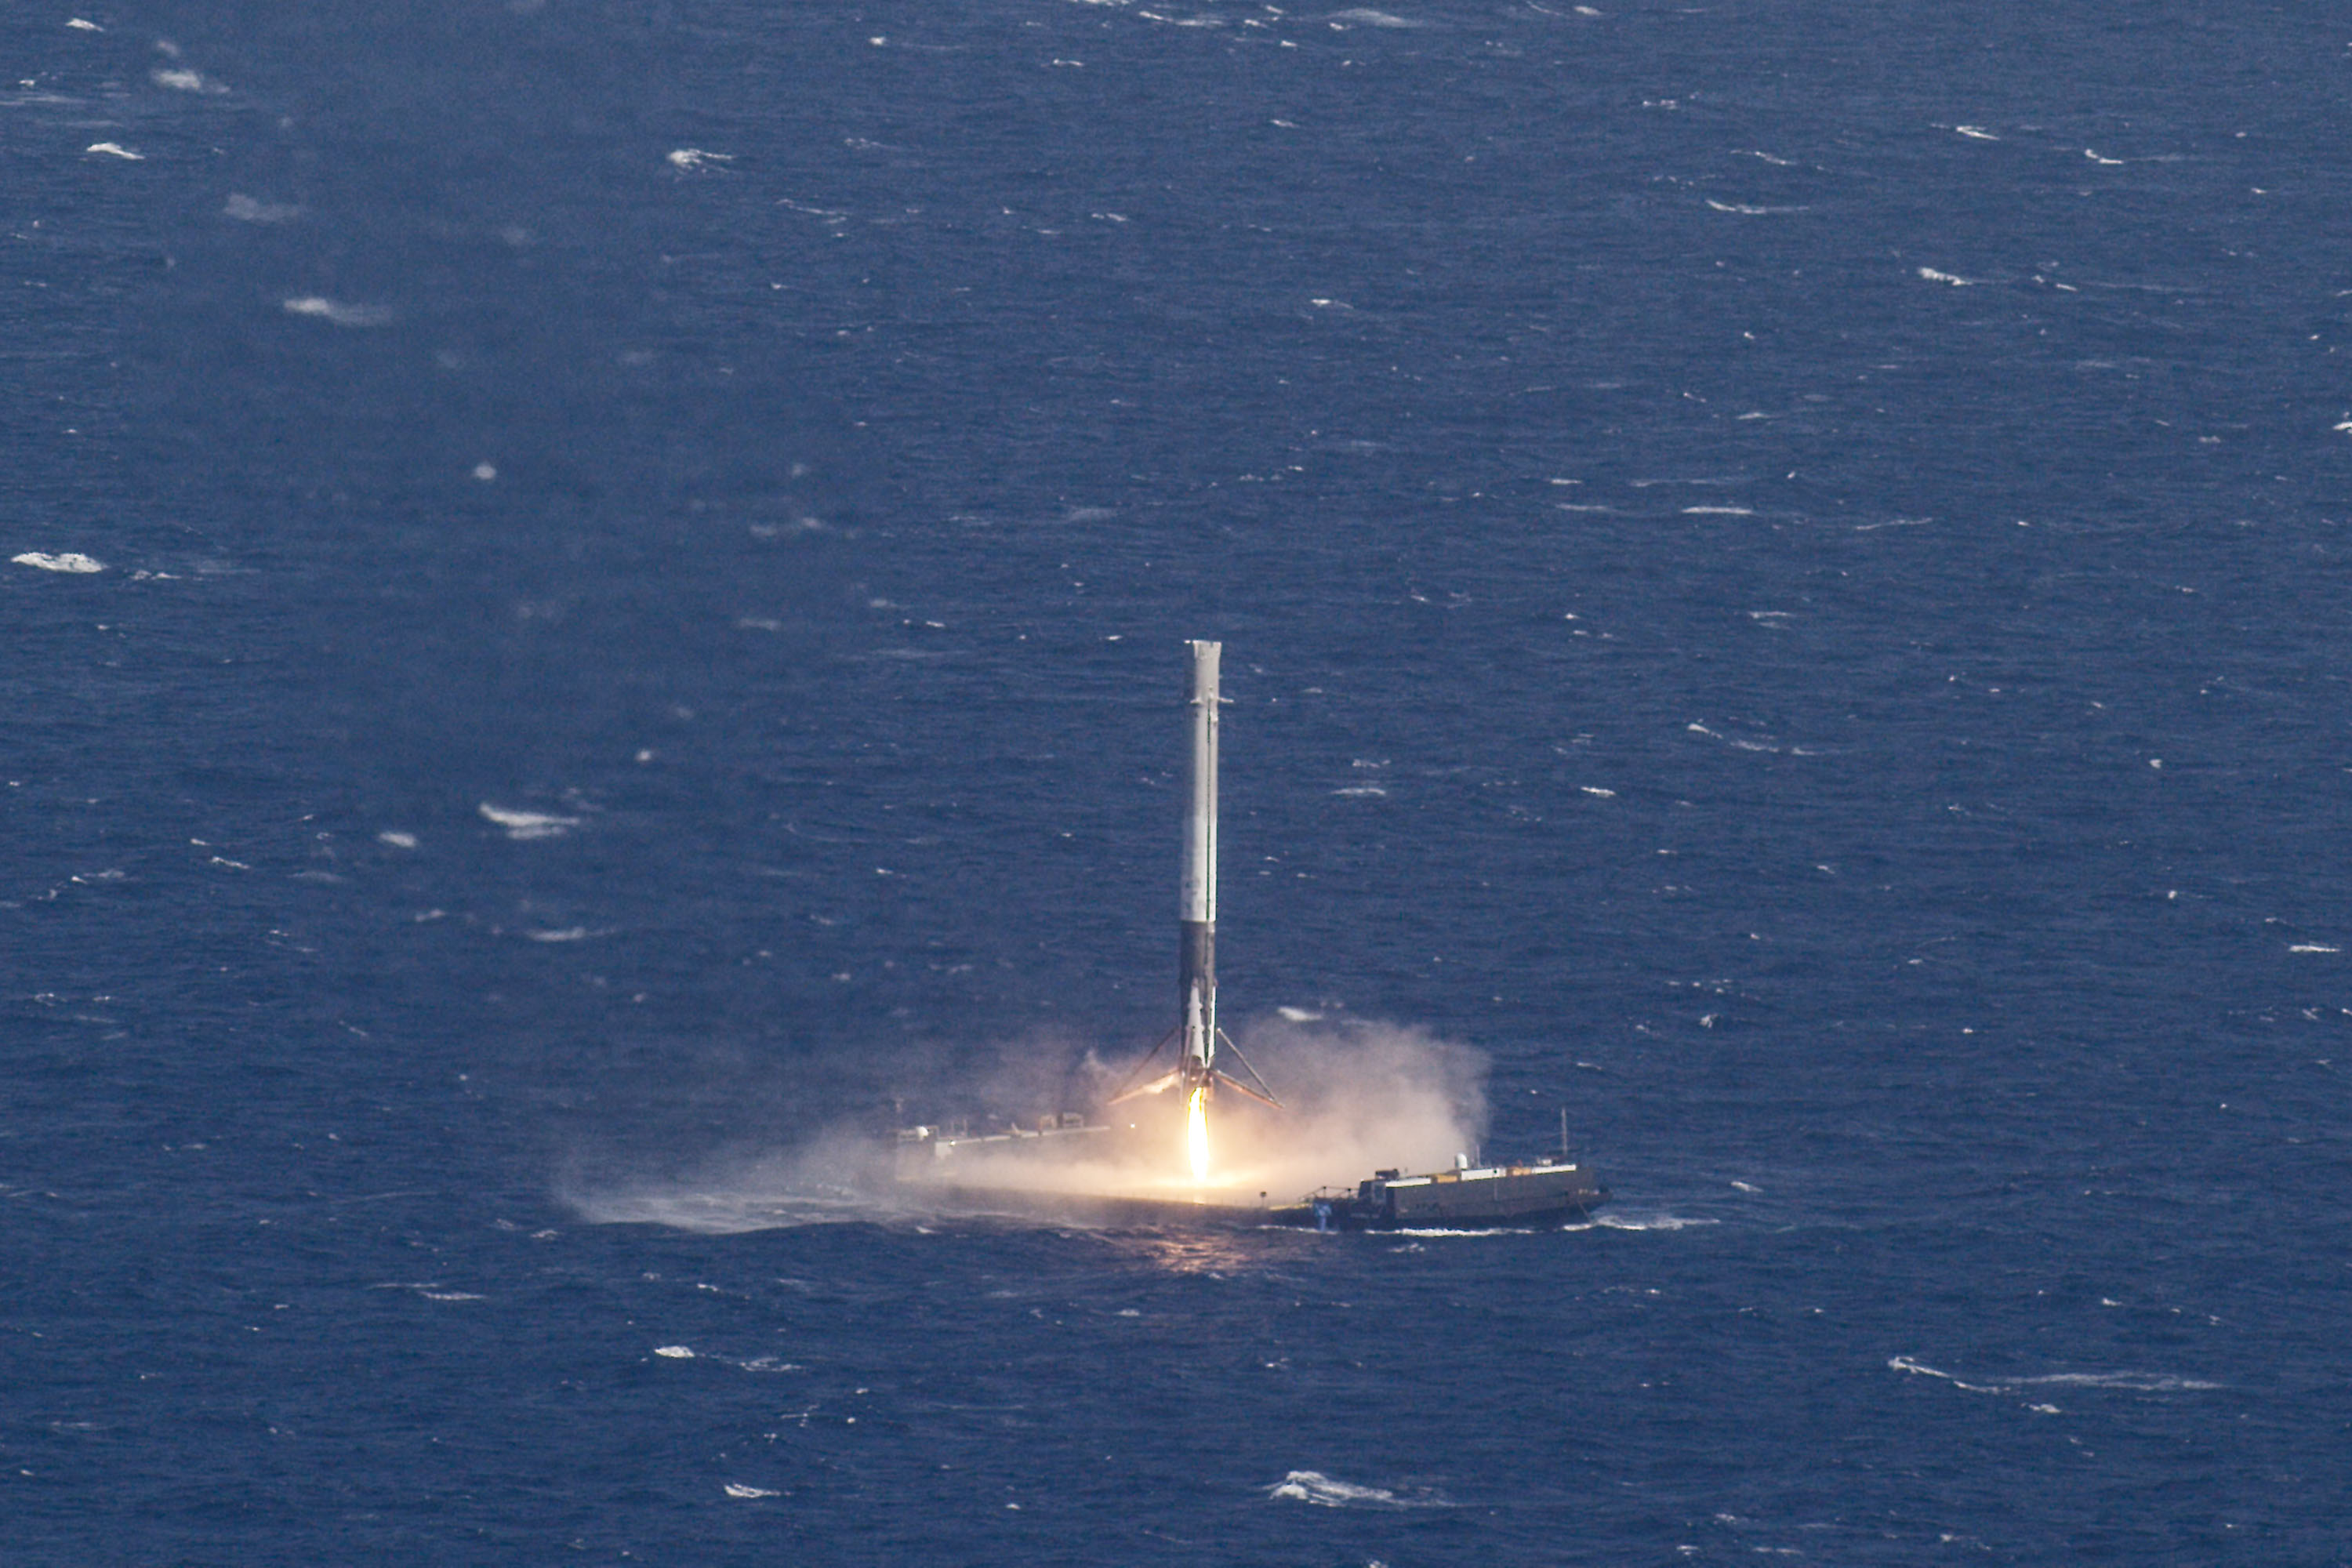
xmin=1108 ymin=641 xmax=1279 ymax=1116
xmin=1178 ymin=640 xmax=1221 ymax=1094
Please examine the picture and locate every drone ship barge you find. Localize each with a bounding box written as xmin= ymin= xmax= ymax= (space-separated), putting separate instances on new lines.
xmin=887 ymin=641 xmax=1606 ymax=1231
xmin=1269 ymin=1154 xmax=1608 ymax=1232
xmin=891 ymin=1121 xmax=1607 ymax=1232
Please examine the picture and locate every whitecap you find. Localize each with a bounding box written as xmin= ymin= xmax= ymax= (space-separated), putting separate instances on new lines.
xmin=1276 ymin=1006 xmax=1325 ymax=1022
xmin=777 ymin=197 xmax=848 ymax=222
xmin=1390 ymin=1227 xmax=1533 ymax=1238
xmin=2288 ymin=944 xmax=2337 ymax=954
xmin=1955 ymin=125 xmax=1998 ymax=140
xmin=1265 ymin=1469 xmax=1443 ymax=1508
xmin=653 ymin=1345 xmax=695 ymax=1359
xmin=667 ymin=147 xmax=735 ymax=172
xmin=478 ymin=803 xmax=579 ymax=840
xmin=1328 ymin=8 xmax=1423 ymax=25
xmin=1887 ymin=1355 xmax=1995 ymax=1390
xmin=1581 ymin=786 xmax=1616 ymax=797
xmin=151 ymin=67 xmax=223 ymax=93
xmin=377 ymin=831 xmax=418 ymax=849
xmin=419 ymin=1290 xmax=483 ymax=1301
xmin=2014 ymin=1371 xmax=2222 ymax=1392
xmin=1588 ymin=1213 xmax=1717 ymax=1232
xmin=13 ymin=552 xmax=103 ymax=573
xmin=282 ymin=296 xmax=394 ymax=327
xmin=1889 ymin=1356 xmax=2217 ymax=1395
xmin=1331 ymin=786 xmax=1388 ymax=797
xmin=224 ymin=193 xmax=299 ymax=223
xmin=724 ymin=1483 xmax=778 ymax=1498
xmin=84 ymin=142 xmax=143 ymax=160
xmin=1682 ymin=505 xmax=1753 ymax=515
xmin=1917 ymin=267 xmax=1973 ymax=286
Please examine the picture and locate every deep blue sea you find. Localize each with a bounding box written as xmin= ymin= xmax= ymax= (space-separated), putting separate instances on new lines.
xmin=8 ymin=2 xmax=2352 ymax=1561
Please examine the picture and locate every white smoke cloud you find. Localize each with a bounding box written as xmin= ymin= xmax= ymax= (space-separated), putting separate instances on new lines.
xmin=1184 ymin=1015 xmax=1490 ymax=1200
xmin=561 ymin=1016 xmax=1490 ymax=1231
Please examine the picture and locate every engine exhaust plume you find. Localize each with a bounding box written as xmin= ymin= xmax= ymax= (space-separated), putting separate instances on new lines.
xmin=1186 ymin=1084 xmax=1210 ymax=1182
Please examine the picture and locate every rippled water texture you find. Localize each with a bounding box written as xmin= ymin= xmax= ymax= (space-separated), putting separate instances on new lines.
xmin=5 ymin=2 xmax=2349 ymax=1560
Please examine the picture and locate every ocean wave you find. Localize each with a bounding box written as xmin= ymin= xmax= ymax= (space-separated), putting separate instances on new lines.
xmin=152 ymin=67 xmax=226 ymax=93
xmin=282 ymin=296 xmax=394 ymax=327
xmin=1580 ymin=1212 xmax=1719 ymax=1232
xmin=13 ymin=552 xmax=104 ymax=574
xmin=1889 ymin=1356 xmax=2219 ymax=1395
xmin=570 ymin=1185 xmax=895 ymax=1234
xmin=2016 ymin=1370 xmax=2223 ymax=1392
xmin=224 ymin=193 xmax=299 ymax=223
xmin=1388 ymin=1226 xmax=1535 ymax=1238
xmin=478 ymin=803 xmax=579 ymax=840
xmin=1266 ymin=1470 xmax=1449 ymax=1508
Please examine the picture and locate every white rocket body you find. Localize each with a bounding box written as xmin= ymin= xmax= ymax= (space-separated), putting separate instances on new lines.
xmin=1178 ymin=640 xmax=1220 ymax=1092
xmin=1108 ymin=640 xmax=1279 ymax=1117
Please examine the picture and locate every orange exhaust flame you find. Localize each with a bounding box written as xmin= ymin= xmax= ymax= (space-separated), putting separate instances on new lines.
xmin=1185 ymin=1085 xmax=1210 ymax=1183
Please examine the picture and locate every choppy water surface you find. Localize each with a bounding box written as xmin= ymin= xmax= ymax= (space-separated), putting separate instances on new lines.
xmin=6 ymin=2 xmax=2350 ymax=1560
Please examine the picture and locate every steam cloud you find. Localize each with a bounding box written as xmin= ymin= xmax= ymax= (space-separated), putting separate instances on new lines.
xmin=1175 ymin=1016 xmax=1490 ymax=1198
xmin=562 ymin=1017 xmax=1490 ymax=1232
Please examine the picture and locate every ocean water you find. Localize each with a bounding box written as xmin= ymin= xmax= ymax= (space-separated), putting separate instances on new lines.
xmin=6 ymin=1 xmax=2350 ymax=1560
